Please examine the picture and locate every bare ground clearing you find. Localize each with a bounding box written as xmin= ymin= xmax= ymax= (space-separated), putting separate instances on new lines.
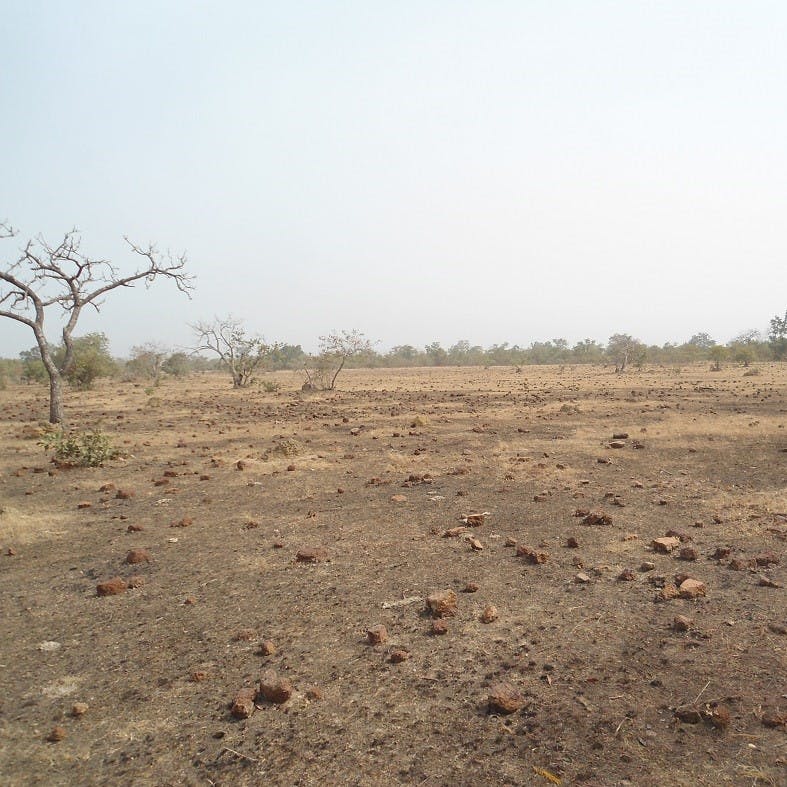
xmin=0 ymin=364 xmax=785 ymax=786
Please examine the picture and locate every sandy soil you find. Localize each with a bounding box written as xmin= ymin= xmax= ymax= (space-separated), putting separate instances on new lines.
xmin=0 ymin=364 xmax=785 ymax=786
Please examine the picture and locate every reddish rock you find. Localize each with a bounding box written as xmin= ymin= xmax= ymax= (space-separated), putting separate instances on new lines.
xmin=77 ymin=501 xmax=92 ymax=509
xmin=480 ymin=604 xmax=498 ymax=623
xmin=430 ymin=620 xmax=448 ymax=636
xmin=190 ymin=671 xmax=209 ymax=682
xmin=672 ymin=615 xmax=692 ymax=632
xmin=172 ymin=517 xmax=193 ymax=528
xmin=504 ymin=537 xmax=517 ymax=547
xmin=679 ymin=547 xmax=699 ymax=561
xmin=426 ymin=589 xmax=458 ymax=618
xmin=442 ymin=527 xmax=467 ymax=538
xmin=71 ymin=702 xmax=89 ymax=717
xmin=296 ymin=547 xmax=328 ymax=563
xmin=655 ymin=583 xmax=680 ymax=602
xmin=127 ymin=575 xmax=145 ymax=589
xmin=126 ymin=524 xmax=144 ymax=533
xmin=710 ymin=705 xmax=731 ymax=730
xmin=652 ymin=537 xmax=681 ymax=554
xmin=582 ymin=512 xmax=612 ymax=526
xmin=755 ymin=552 xmax=780 ymax=567
xmin=389 ymin=648 xmax=410 ymax=663
xmin=232 ymin=628 xmax=256 ymax=642
xmin=367 ymin=625 xmax=388 ymax=645
xmin=566 ymin=536 xmax=580 ymax=548
xmin=516 ymin=545 xmax=549 ymax=564
xmin=236 ymin=460 xmax=247 ymax=470
xmin=259 ymin=640 xmax=277 ymax=656
xmin=286 ymin=464 xmax=296 ymax=472
xmin=306 ymin=686 xmax=324 ymax=701
xmin=230 ymin=687 xmax=256 ymax=718
xmin=125 ymin=548 xmax=151 ymax=565
xmin=115 ymin=489 xmax=134 ymax=500
xmin=47 ymin=726 xmax=67 ymax=742
xmin=258 ymin=670 xmax=293 ymax=704
xmin=678 ymin=578 xmax=706 ymax=599
xmin=463 ymin=582 xmax=480 ymax=593
xmin=467 ymin=537 xmax=484 ymax=551
xmin=390 ymin=494 xmax=407 ymax=503
xmin=574 ymin=572 xmax=591 ymax=584
xmin=488 ymin=682 xmax=527 ymax=714
xmin=96 ymin=577 xmax=127 ymax=596
xmin=711 ymin=547 xmax=731 ymax=560
xmin=617 ymin=569 xmax=636 ymax=582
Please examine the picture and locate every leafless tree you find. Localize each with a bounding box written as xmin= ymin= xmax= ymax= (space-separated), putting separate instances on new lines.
xmin=303 ymin=329 xmax=375 ymax=390
xmin=192 ymin=316 xmax=274 ymax=388
xmin=0 ymin=222 xmax=193 ymax=423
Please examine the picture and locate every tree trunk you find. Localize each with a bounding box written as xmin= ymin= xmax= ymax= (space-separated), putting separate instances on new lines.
xmin=49 ymin=371 xmax=64 ymax=424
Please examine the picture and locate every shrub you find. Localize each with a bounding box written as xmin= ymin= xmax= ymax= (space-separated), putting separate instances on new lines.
xmin=260 ymin=379 xmax=281 ymax=392
xmin=39 ymin=429 xmax=120 ymax=467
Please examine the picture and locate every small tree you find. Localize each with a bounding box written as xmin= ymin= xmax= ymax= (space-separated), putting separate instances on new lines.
xmin=1 ymin=223 xmax=192 ymax=423
xmin=55 ymin=333 xmax=116 ymax=388
xmin=127 ymin=342 xmax=169 ymax=384
xmin=606 ymin=334 xmax=645 ymax=372
xmin=304 ymin=330 xmax=374 ymax=390
xmin=192 ymin=317 xmax=274 ymax=388
xmin=709 ymin=344 xmax=726 ymax=371
xmin=161 ymin=351 xmax=192 ymax=378
xmin=768 ymin=310 xmax=787 ymax=360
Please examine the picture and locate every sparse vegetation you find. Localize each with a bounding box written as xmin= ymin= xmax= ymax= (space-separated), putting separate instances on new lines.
xmin=39 ymin=428 xmax=120 ymax=467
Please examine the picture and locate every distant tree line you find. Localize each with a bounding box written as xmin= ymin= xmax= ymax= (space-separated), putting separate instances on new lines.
xmin=2 ymin=315 xmax=785 ymax=395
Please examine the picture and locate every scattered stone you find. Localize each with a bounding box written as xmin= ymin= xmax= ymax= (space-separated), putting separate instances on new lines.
xmin=389 ymin=648 xmax=410 ymax=663
xmin=665 ymin=529 xmax=692 ymax=543
xmin=47 ymin=726 xmax=67 ymax=742
xmin=235 ymin=460 xmax=247 ymax=470
xmin=306 ymin=686 xmax=324 ymax=701
xmin=678 ymin=578 xmax=707 ymax=599
xmin=755 ymin=552 xmax=780 ymax=567
xmin=442 ymin=527 xmax=467 ymax=538
xmin=761 ymin=708 xmax=787 ymax=728
xmin=652 ymin=537 xmax=681 ymax=554
xmin=678 ymin=547 xmax=698 ymax=561
xmin=367 ymin=625 xmax=388 ymax=645
xmin=480 ymin=605 xmax=498 ymax=623
xmin=71 ymin=702 xmax=89 ymax=717
xmin=640 ymin=561 xmax=656 ymax=572
xmin=190 ymin=671 xmax=209 ymax=682
xmin=126 ymin=524 xmax=144 ymax=532
xmin=566 ymin=536 xmax=580 ymax=548
xmin=461 ymin=512 xmax=489 ymax=526
xmin=296 ymin=547 xmax=328 ymax=563
xmin=711 ymin=547 xmax=731 ymax=560
xmin=37 ymin=640 xmax=61 ymax=652
xmin=516 ymin=545 xmax=549 ymax=564
xmin=672 ymin=615 xmax=692 ymax=632
xmin=466 ymin=536 xmax=484 ymax=551
xmin=728 ymin=558 xmax=750 ymax=571
xmin=656 ymin=583 xmax=680 ymax=602
xmin=758 ymin=576 xmax=783 ymax=588
xmin=574 ymin=572 xmax=591 ymax=584
xmin=768 ymin=623 xmax=787 ymax=635
xmin=96 ymin=577 xmax=127 ymax=596
xmin=259 ymin=640 xmax=277 ymax=656
xmin=390 ymin=494 xmax=407 ymax=503
xmin=127 ymin=575 xmax=145 ymax=589
xmin=430 ymin=620 xmax=448 ymax=636
xmin=609 ymin=441 xmax=626 ymax=449
xmin=230 ymin=687 xmax=256 ymax=718
xmin=77 ymin=501 xmax=92 ymax=509
xmin=582 ymin=512 xmax=612 ymax=526
xmin=710 ymin=705 xmax=731 ymax=730
xmin=115 ymin=489 xmax=134 ymax=500
xmin=426 ymin=590 xmax=458 ymax=618
xmin=172 ymin=517 xmax=193 ymax=528
xmin=617 ymin=569 xmax=636 ymax=582
xmin=125 ymin=548 xmax=151 ymax=565
xmin=463 ymin=582 xmax=479 ymax=593
xmin=258 ymin=670 xmax=293 ymax=704
xmin=613 ymin=432 xmax=629 ymax=440
xmin=504 ymin=537 xmax=517 ymax=547
xmin=488 ymin=682 xmax=527 ymax=714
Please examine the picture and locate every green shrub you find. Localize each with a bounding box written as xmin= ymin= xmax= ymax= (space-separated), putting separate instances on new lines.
xmin=39 ymin=429 xmax=120 ymax=467
xmin=260 ymin=379 xmax=281 ymax=392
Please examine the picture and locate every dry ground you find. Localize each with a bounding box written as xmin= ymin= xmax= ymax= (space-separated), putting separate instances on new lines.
xmin=0 ymin=363 xmax=785 ymax=786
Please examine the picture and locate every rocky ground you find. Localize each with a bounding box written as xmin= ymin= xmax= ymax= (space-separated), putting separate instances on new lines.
xmin=0 ymin=364 xmax=785 ymax=786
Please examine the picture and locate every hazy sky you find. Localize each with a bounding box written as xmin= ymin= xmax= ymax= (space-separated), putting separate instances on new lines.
xmin=2 ymin=1 xmax=786 ymax=357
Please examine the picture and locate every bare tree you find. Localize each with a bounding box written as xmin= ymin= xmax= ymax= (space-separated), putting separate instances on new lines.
xmin=0 ymin=222 xmax=192 ymax=423
xmin=304 ymin=329 xmax=375 ymax=390
xmin=192 ymin=316 xmax=274 ymax=388
xmin=606 ymin=333 xmax=645 ymax=373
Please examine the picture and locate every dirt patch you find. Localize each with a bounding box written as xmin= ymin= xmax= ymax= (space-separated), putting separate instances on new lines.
xmin=0 ymin=364 xmax=785 ymax=785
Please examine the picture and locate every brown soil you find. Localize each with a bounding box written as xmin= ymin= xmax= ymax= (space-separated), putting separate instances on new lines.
xmin=0 ymin=364 xmax=785 ymax=786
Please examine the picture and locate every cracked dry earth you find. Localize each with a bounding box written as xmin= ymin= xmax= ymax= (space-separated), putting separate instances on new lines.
xmin=0 ymin=364 xmax=785 ymax=786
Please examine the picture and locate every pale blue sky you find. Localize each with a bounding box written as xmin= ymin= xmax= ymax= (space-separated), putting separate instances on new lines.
xmin=2 ymin=1 xmax=786 ymax=356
